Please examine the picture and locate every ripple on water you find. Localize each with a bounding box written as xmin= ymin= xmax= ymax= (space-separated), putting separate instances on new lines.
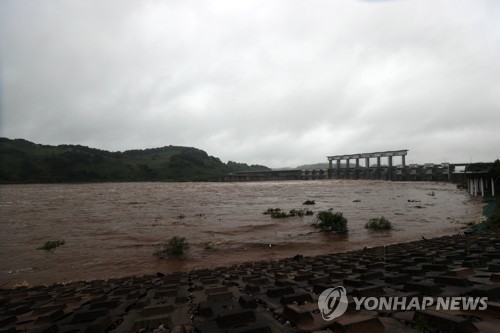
xmin=0 ymin=180 xmax=483 ymax=287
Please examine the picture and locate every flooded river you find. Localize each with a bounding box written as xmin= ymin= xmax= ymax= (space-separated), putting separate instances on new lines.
xmin=0 ymin=180 xmax=482 ymax=288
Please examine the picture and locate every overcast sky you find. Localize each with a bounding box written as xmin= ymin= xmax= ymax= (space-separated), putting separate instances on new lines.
xmin=1 ymin=0 xmax=499 ymax=168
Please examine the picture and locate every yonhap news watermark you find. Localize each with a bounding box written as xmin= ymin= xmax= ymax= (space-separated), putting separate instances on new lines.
xmin=318 ymin=286 xmax=488 ymax=321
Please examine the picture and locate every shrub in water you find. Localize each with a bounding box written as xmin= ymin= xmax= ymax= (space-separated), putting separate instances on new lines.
xmin=38 ymin=240 xmax=65 ymax=250
xmin=263 ymin=208 xmax=282 ymax=215
xmin=289 ymin=209 xmax=304 ymax=217
xmin=264 ymin=208 xmax=313 ymax=218
xmin=303 ymin=200 xmax=315 ymax=205
xmin=313 ymin=210 xmax=348 ymax=234
xmin=365 ymin=216 xmax=392 ymax=230
xmin=271 ymin=211 xmax=289 ymax=218
xmin=155 ymin=236 xmax=190 ymax=257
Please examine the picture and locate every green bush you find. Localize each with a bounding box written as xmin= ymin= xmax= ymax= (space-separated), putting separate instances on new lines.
xmin=264 ymin=208 xmax=313 ymax=218
xmin=303 ymin=200 xmax=315 ymax=205
xmin=271 ymin=211 xmax=289 ymax=218
xmin=289 ymin=209 xmax=304 ymax=217
xmin=365 ymin=217 xmax=392 ymax=230
xmin=263 ymin=208 xmax=282 ymax=215
xmin=154 ymin=236 xmax=190 ymax=257
xmin=313 ymin=210 xmax=348 ymax=234
xmin=37 ymin=240 xmax=65 ymax=250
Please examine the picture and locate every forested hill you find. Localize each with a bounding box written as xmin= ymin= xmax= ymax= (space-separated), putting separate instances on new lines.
xmin=0 ymin=138 xmax=270 ymax=183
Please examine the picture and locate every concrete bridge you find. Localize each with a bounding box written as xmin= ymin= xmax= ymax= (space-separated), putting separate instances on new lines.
xmin=327 ymin=149 xmax=408 ymax=180
xmin=224 ymin=150 xmax=498 ymax=191
xmin=463 ymin=164 xmax=499 ymax=198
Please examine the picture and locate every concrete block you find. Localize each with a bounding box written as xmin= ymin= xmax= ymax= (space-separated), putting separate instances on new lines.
xmin=404 ymin=280 xmax=442 ymax=295
xmin=30 ymin=324 xmax=58 ymax=333
xmin=366 ymin=262 xmax=385 ymax=270
xmin=401 ymin=266 xmax=424 ymax=276
xmin=84 ymin=315 xmax=112 ymax=333
xmin=294 ymin=272 xmax=315 ymax=281
xmin=265 ymin=286 xmax=294 ymax=298
xmin=280 ymin=292 xmax=313 ymax=305
xmin=32 ymin=304 xmax=67 ymax=315
xmin=385 ymin=264 xmax=404 ymax=272
xmin=274 ymin=279 xmax=294 ymax=287
xmin=72 ymin=309 xmax=109 ymax=323
xmin=360 ymin=271 xmax=384 ymax=280
xmin=142 ymin=304 xmax=174 ymax=317
xmin=216 ymin=310 xmax=256 ymax=328
xmin=329 ymin=271 xmax=347 ymax=279
xmin=283 ymin=303 xmax=330 ymax=332
xmin=201 ymin=278 xmax=220 ymax=285
xmin=422 ymin=264 xmax=448 ymax=272
xmin=490 ymin=273 xmax=500 ymax=282
xmin=385 ymin=274 xmax=410 ymax=285
xmin=352 ymin=286 xmax=385 ymax=298
xmin=238 ymin=295 xmax=257 ymax=309
xmin=469 ymin=285 xmax=500 ymax=300
xmin=0 ymin=316 xmax=16 ymax=327
xmin=197 ymin=301 xmax=214 ymax=317
xmin=89 ymin=299 xmax=119 ymax=310
xmin=244 ymin=284 xmax=260 ymax=294
xmin=313 ymin=283 xmax=331 ymax=294
xmin=330 ymin=314 xmax=384 ymax=333
xmin=34 ymin=309 xmax=65 ymax=324
xmin=308 ymin=276 xmax=330 ymax=285
xmin=207 ymin=291 xmax=234 ymax=302
xmin=343 ymin=279 xmax=367 ymax=287
xmin=282 ymin=304 xmax=314 ymax=325
xmin=433 ymin=276 xmax=472 ymax=287
xmin=226 ymin=323 xmax=272 ymax=333
xmin=448 ymin=268 xmax=475 ymax=276
xmin=413 ymin=310 xmax=478 ymax=333
xmin=488 ymin=263 xmax=500 ymax=272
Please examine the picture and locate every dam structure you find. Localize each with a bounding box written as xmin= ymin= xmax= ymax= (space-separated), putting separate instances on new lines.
xmin=224 ymin=150 xmax=497 ymax=189
xmin=327 ymin=149 xmax=409 ymax=180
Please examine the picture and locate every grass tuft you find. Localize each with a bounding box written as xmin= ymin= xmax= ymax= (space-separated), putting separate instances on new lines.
xmin=264 ymin=208 xmax=314 ymax=218
xmin=154 ymin=236 xmax=189 ymax=257
xmin=263 ymin=208 xmax=282 ymax=215
xmin=365 ymin=216 xmax=393 ymax=230
xmin=313 ymin=210 xmax=348 ymax=234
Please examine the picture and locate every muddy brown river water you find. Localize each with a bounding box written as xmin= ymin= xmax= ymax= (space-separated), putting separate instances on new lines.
xmin=0 ymin=180 xmax=482 ymax=288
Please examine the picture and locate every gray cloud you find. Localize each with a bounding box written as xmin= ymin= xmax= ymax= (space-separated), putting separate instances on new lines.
xmin=1 ymin=0 xmax=499 ymax=168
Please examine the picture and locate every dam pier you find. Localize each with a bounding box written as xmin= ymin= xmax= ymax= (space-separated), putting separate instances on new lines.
xmin=327 ymin=149 xmax=409 ymax=181
xmin=226 ymin=149 xmax=459 ymax=182
xmin=224 ymin=149 xmax=499 ymax=197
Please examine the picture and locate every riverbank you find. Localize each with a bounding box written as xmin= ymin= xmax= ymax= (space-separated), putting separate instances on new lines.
xmin=2 ymin=227 xmax=500 ymax=332
xmin=464 ymin=195 xmax=500 ymax=233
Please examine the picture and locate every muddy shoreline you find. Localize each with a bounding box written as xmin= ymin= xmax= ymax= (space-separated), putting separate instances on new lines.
xmin=2 ymin=228 xmax=500 ymax=332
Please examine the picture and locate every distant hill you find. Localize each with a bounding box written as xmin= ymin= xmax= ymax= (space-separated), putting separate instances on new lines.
xmin=0 ymin=138 xmax=270 ymax=183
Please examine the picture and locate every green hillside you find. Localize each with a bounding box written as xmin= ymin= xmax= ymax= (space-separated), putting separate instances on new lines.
xmin=0 ymin=138 xmax=270 ymax=183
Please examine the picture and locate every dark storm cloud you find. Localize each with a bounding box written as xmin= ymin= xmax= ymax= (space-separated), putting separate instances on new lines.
xmin=1 ymin=0 xmax=499 ymax=167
